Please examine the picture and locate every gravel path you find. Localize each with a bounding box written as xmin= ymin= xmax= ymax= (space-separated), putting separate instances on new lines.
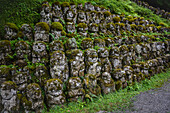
xmin=98 ymin=80 xmax=170 ymax=113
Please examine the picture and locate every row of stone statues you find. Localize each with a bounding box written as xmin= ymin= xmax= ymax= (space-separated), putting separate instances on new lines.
xmin=0 ymin=53 xmax=169 ymax=112
xmin=131 ymin=0 xmax=170 ymax=19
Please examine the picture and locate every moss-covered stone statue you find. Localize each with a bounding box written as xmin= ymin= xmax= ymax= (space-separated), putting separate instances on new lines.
xmin=32 ymin=41 xmax=48 ymax=65
xmin=52 ymin=2 xmax=64 ymax=23
xmin=51 ymin=22 xmax=65 ymax=40
xmin=22 ymin=83 xmax=44 ymax=113
xmin=66 ymin=77 xmax=85 ymax=102
xmin=34 ymin=22 xmax=50 ymax=43
xmin=34 ymin=65 xmax=49 ymax=87
xmin=0 ymin=81 xmax=19 ymax=113
xmin=40 ymin=4 xmax=52 ymax=25
xmin=69 ymin=49 xmax=85 ymax=77
xmin=66 ymin=22 xmax=76 ymax=33
xmin=77 ymin=23 xmax=88 ymax=37
xmin=20 ymin=24 xmax=33 ymax=41
xmin=123 ymin=66 xmax=134 ymax=84
xmin=88 ymin=23 xmax=99 ymax=37
xmin=0 ymin=40 xmax=12 ymax=65
xmin=50 ymin=51 xmax=69 ymax=82
xmin=83 ymin=74 xmax=101 ymax=97
xmin=45 ymin=79 xmax=66 ymax=108
xmin=0 ymin=66 xmax=10 ymax=87
xmin=94 ymin=39 xmax=106 ymax=48
xmin=104 ymin=37 xmax=115 ymax=48
xmin=112 ymin=69 xmax=127 ymax=90
xmin=84 ymin=48 xmax=102 ymax=79
xmin=12 ymin=71 xmax=31 ymax=93
xmin=81 ymin=38 xmax=93 ymax=50
xmin=4 ymin=23 xmax=18 ymax=40
xmin=99 ymin=72 xmax=115 ymax=94
xmin=65 ymin=38 xmax=77 ymax=51
xmin=70 ymin=3 xmax=77 ymax=24
xmin=77 ymin=10 xmax=87 ymax=24
xmin=109 ymin=47 xmax=122 ymax=69
xmin=97 ymin=47 xmax=112 ymax=73
xmin=15 ymin=41 xmax=31 ymax=63
xmin=49 ymin=40 xmax=64 ymax=53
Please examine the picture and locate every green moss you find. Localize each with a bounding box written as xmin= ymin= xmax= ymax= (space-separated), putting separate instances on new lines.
xmin=130 ymin=24 xmax=136 ymax=29
xmin=62 ymin=2 xmax=70 ymax=7
xmin=5 ymin=23 xmax=19 ymax=31
xmin=51 ymin=22 xmax=63 ymax=31
xmin=103 ymin=11 xmax=111 ymax=17
xmin=2 ymin=81 xmax=17 ymax=90
xmin=113 ymin=17 xmax=121 ymax=22
xmin=77 ymin=23 xmax=88 ymax=28
xmin=36 ymin=22 xmax=50 ymax=32
xmin=22 ymin=96 xmax=32 ymax=107
xmin=127 ymin=15 xmax=133 ymax=20
xmin=91 ymin=23 xmax=98 ymax=27
xmin=61 ymin=30 xmax=66 ymax=36
xmin=17 ymin=31 xmax=24 ymax=38
xmin=106 ymin=23 xmax=115 ymax=28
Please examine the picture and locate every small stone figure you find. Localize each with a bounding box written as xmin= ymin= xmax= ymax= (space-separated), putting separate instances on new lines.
xmin=65 ymin=38 xmax=77 ymax=50
xmin=65 ymin=9 xmax=75 ymax=22
xmin=40 ymin=4 xmax=52 ymax=25
xmin=22 ymin=83 xmax=44 ymax=113
xmin=99 ymin=72 xmax=115 ymax=94
xmin=52 ymin=2 xmax=64 ymax=23
xmin=98 ymin=47 xmax=112 ymax=73
xmin=83 ymin=74 xmax=101 ymax=97
xmin=0 ymin=40 xmax=12 ymax=65
xmin=69 ymin=49 xmax=85 ymax=77
xmin=106 ymin=23 xmax=116 ymax=35
xmin=34 ymin=22 xmax=50 ymax=43
xmin=70 ymin=3 xmax=77 ymax=24
xmin=51 ymin=22 xmax=65 ymax=40
xmin=77 ymin=23 xmax=88 ymax=37
xmin=123 ymin=66 xmax=134 ymax=84
xmin=104 ymin=37 xmax=115 ymax=48
xmin=93 ymin=39 xmax=106 ymax=48
xmin=62 ymin=2 xmax=70 ymax=15
xmin=66 ymin=22 xmax=76 ymax=33
xmin=20 ymin=24 xmax=33 ymax=41
xmin=84 ymin=48 xmax=102 ymax=79
xmin=32 ymin=41 xmax=48 ymax=65
xmin=45 ymin=79 xmax=66 ymax=108
xmin=50 ymin=51 xmax=69 ymax=82
xmin=12 ymin=71 xmax=31 ymax=92
xmin=109 ymin=47 xmax=122 ymax=69
xmin=15 ymin=41 xmax=31 ymax=62
xmin=81 ymin=38 xmax=93 ymax=50
xmin=88 ymin=23 xmax=99 ymax=37
xmin=34 ymin=65 xmax=49 ymax=87
xmin=49 ymin=40 xmax=64 ymax=53
xmin=4 ymin=23 xmax=18 ymax=40
xmin=67 ymin=77 xmax=85 ymax=102
xmin=112 ymin=69 xmax=127 ymax=90
xmin=77 ymin=10 xmax=87 ymax=24
xmin=0 ymin=81 xmax=19 ymax=113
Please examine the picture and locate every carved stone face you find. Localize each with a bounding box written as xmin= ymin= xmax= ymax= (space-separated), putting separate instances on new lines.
xmin=4 ymin=26 xmax=18 ymax=40
xmin=51 ymin=29 xmax=62 ymax=40
xmin=65 ymin=38 xmax=77 ymax=50
xmin=68 ymin=77 xmax=82 ymax=89
xmin=94 ymin=39 xmax=106 ymax=48
xmin=45 ymin=79 xmax=65 ymax=106
xmin=66 ymin=22 xmax=76 ymax=33
xmin=85 ymin=74 xmax=97 ymax=88
xmin=101 ymin=72 xmax=112 ymax=84
xmin=20 ymin=24 xmax=33 ymax=41
xmin=99 ymin=23 xmax=107 ymax=34
xmin=53 ymin=4 xmax=61 ymax=11
xmin=0 ymin=40 xmax=12 ymax=65
xmin=78 ymin=3 xmax=83 ymax=10
xmin=15 ymin=41 xmax=31 ymax=60
xmin=32 ymin=42 xmax=47 ymax=57
xmin=49 ymin=40 xmax=64 ymax=52
xmin=0 ymin=81 xmax=19 ymax=113
xmin=110 ymin=47 xmax=120 ymax=57
xmin=50 ymin=51 xmax=69 ymax=82
xmin=81 ymin=38 xmax=93 ymax=50
xmin=77 ymin=11 xmax=87 ymax=24
xmin=98 ymin=47 xmax=109 ymax=58
xmin=34 ymin=25 xmax=49 ymax=42
xmin=89 ymin=24 xmax=99 ymax=33
xmin=77 ymin=26 xmax=88 ymax=36
xmin=85 ymin=49 xmax=98 ymax=63
xmin=66 ymin=10 xmax=75 ymax=21
xmin=26 ymin=83 xmax=42 ymax=101
xmin=112 ymin=69 xmax=126 ymax=80
xmin=0 ymin=82 xmax=17 ymax=100
xmin=12 ymin=72 xmax=29 ymax=91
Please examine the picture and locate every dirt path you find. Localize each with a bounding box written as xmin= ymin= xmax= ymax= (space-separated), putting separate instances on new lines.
xmin=98 ymin=79 xmax=170 ymax=113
